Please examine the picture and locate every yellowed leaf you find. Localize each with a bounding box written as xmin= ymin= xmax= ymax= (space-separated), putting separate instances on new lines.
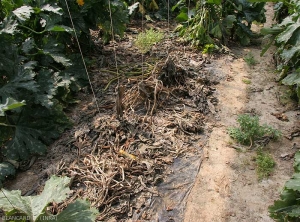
xmin=149 ymin=0 xmax=159 ymax=11
xmin=139 ymin=3 xmax=146 ymax=15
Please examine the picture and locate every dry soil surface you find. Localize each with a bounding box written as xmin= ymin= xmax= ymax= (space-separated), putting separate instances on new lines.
xmin=184 ymin=5 xmax=300 ymax=221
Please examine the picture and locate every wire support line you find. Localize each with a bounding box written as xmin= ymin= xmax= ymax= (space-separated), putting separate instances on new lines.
xmin=183 ymin=0 xmax=191 ymax=56
xmin=64 ymin=0 xmax=100 ymax=114
xmin=167 ymin=0 xmax=170 ymax=34
xmin=167 ymin=0 xmax=170 ymax=55
xmin=108 ymin=0 xmax=120 ymax=85
xmin=141 ymin=1 xmax=145 ymax=81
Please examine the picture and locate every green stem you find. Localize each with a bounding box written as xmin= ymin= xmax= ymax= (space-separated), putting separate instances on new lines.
xmin=100 ymin=69 xmax=122 ymax=75
xmin=18 ymin=25 xmax=46 ymax=35
xmin=49 ymin=64 xmax=61 ymax=72
xmin=226 ymin=0 xmax=241 ymax=12
xmin=104 ymin=76 xmax=122 ymax=91
xmin=0 ymin=123 xmax=16 ymax=128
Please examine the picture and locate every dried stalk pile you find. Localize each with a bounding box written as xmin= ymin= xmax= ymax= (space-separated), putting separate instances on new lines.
xmin=54 ymin=111 xmax=199 ymax=220
xmin=47 ymin=53 xmax=219 ymax=221
xmin=123 ymin=56 xmax=189 ymax=115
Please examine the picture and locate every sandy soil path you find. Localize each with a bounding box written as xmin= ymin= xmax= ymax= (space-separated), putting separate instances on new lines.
xmin=184 ymin=4 xmax=300 ymax=221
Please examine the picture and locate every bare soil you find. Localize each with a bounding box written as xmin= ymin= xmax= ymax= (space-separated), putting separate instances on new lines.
xmin=3 ymin=4 xmax=300 ymax=222
xmin=184 ymin=4 xmax=300 ymax=222
xmin=184 ymin=46 xmax=300 ymax=222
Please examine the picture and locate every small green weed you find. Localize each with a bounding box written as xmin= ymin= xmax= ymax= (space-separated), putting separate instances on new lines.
xmin=242 ymin=79 xmax=252 ymax=84
xmin=244 ymin=53 xmax=257 ymax=67
xmin=252 ymin=20 xmax=263 ymax=26
xmin=202 ymin=44 xmax=216 ymax=54
xmin=278 ymin=88 xmax=295 ymax=106
xmin=228 ymin=114 xmax=281 ymax=146
xmin=256 ymin=148 xmax=275 ymax=180
xmin=135 ymin=28 xmax=164 ymax=53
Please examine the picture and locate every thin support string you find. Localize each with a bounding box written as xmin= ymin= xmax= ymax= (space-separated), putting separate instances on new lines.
xmin=64 ymin=0 xmax=100 ymax=114
xmin=188 ymin=0 xmax=191 ymax=27
xmin=141 ymin=1 xmax=145 ymax=81
xmin=184 ymin=0 xmax=191 ymax=56
xmin=166 ymin=0 xmax=171 ymax=56
xmin=167 ymin=0 xmax=170 ymax=32
xmin=108 ymin=0 xmax=120 ymax=85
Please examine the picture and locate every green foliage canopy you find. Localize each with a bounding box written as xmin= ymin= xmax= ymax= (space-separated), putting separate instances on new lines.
xmin=0 ymin=0 xmax=129 ymax=186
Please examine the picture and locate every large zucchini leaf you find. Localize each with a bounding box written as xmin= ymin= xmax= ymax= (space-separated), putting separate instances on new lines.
xmin=0 ymin=176 xmax=99 ymax=222
xmin=282 ymin=71 xmax=300 ymax=85
xmin=2 ymin=104 xmax=71 ymax=160
xmin=0 ymin=162 xmax=16 ymax=188
xmin=0 ymin=64 xmax=38 ymax=102
xmin=56 ymin=199 xmax=99 ymax=222
xmin=0 ymin=176 xmax=70 ymax=220
xmin=269 ymin=151 xmax=300 ymax=220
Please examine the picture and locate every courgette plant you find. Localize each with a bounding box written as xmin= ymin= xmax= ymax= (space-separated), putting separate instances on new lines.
xmin=0 ymin=176 xmax=99 ymax=222
xmin=251 ymin=0 xmax=300 ymax=102
xmin=0 ymin=0 xmax=129 ymax=186
xmin=173 ymin=0 xmax=266 ymax=46
xmin=269 ymin=151 xmax=300 ymax=220
xmin=0 ymin=2 xmax=76 ymax=187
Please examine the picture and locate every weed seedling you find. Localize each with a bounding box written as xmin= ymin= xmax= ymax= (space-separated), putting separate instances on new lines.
xmin=202 ymin=44 xmax=216 ymax=54
xmin=256 ymin=148 xmax=275 ymax=180
xmin=242 ymin=79 xmax=251 ymax=84
xmin=244 ymin=53 xmax=257 ymax=67
xmin=228 ymin=114 xmax=281 ymax=147
xmin=135 ymin=28 xmax=164 ymax=53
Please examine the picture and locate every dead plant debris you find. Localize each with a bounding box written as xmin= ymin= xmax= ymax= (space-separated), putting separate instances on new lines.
xmin=8 ymin=24 xmax=222 ymax=221
xmin=52 ymin=47 xmax=218 ymax=220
